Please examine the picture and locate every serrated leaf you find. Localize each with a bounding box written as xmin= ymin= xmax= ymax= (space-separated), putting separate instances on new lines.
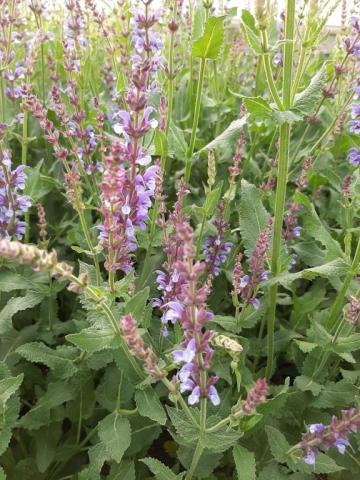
xmin=34 ymin=424 xmax=61 ymax=473
xmin=135 ymin=386 xmax=167 ymax=425
xmin=199 ymin=117 xmax=247 ymax=153
xmin=239 ymin=179 xmax=270 ymax=256
xmin=141 ymin=457 xmax=185 ymax=480
xmin=311 ymin=380 xmax=358 ymax=408
xmin=333 ymin=333 xmax=360 ymax=353
xmin=98 ymin=413 xmax=131 ymax=463
xmin=0 ymin=395 xmax=21 ymax=456
xmin=266 ymin=259 xmax=349 ymax=289
xmin=192 ymin=6 xmax=205 ymax=42
xmin=16 ymin=342 xmax=77 ymax=379
xmin=242 ymin=96 xmax=272 ymax=118
xmin=19 ymin=381 xmax=75 ymax=430
xmin=265 ymin=426 xmax=295 ymax=468
xmin=240 ymin=10 xmax=262 ymax=54
xmin=166 ymin=407 xmax=240 ymax=453
xmin=293 ymin=68 xmax=326 ymax=116
xmin=124 ymin=287 xmax=149 ymax=324
xmin=192 ymin=16 xmax=225 ymax=59
xmin=257 ymin=378 xmax=290 ymax=415
xmin=296 ymin=193 xmax=345 ymax=261
xmin=0 ymin=374 xmax=23 ymax=407
xmin=66 ymin=326 xmax=116 ymax=353
xmin=0 ymin=292 xmax=44 ymax=334
xmin=294 ymin=375 xmax=322 ymax=396
xmin=0 ymin=271 xmax=31 ymax=292
xmin=168 ymin=122 xmax=188 ymax=158
xmin=233 ymin=445 xmax=256 ymax=480
xmin=109 ymin=460 xmax=136 ymax=480
xmin=272 ymin=110 xmax=302 ymax=125
xmin=154 ymin=130 xmax=168 ymax=158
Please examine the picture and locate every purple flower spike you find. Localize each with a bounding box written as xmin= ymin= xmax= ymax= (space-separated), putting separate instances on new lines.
xmin=347 ymin=148 xmax=360 ymax=167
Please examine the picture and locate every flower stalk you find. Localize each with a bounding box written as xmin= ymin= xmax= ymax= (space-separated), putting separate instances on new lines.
xmin=265 ymin=0 xmax=296 ymax=381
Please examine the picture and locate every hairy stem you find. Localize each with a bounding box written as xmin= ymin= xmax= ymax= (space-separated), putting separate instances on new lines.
xmin=265 ymin=0 xmax=296 ymax=382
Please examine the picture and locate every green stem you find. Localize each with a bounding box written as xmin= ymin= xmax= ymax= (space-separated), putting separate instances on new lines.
xmin=165 ymin=0 xmax=177 ymax=136
xmin=78 ymin=209 xmax=101 ymax=286
xmin=185 ymin=57 xmax=206 ymax=183
xmin=265 ymin=0 xmax=296 ymax=382
xmin=185 ymin=439 xmax=204 ymax=480
xmin=260 ymin=30 xmax=283 ymax=110
xmin=137 ymin=200 xmax=159 ymax=291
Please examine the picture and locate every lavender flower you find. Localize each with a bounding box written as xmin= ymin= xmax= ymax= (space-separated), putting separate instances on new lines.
xmin=232 ymin=220 xmax=272 ymax=310
xmin=203 ymin=203 xmax=232 ymax=277
xmin=152 ymin=180 xmax=189 ymax=335
xmin=0 ymin=150 xmax=30 ymax=240
xmin=347 ymin=147 xmax=360 ymax=167
xmin=242 ymin=378 xmax=268 ymax=415
xmin=121 ymin=314 xmax=166 ymax=379
xmin=299 ymin=408 xmax=360 ymax=465
xmin=167 ymin=221 xmax=220 ymax=406
xmin=99 ymin=0 xmax=162 ymax=274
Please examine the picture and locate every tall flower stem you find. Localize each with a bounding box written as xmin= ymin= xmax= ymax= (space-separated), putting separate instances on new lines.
xmin=77 ymin=208 xmax=101 ymax=286
xmin=165 ymin=0 xmax=178 ymax=135
xmin=185 ymin=57 xmax=206 ymax=182
xmin=0 ymin=74 xmax=5 ymax=124
xmin=21 ymin=109 xmax=30 ymax=242
xmin=265 ymin=0 xmax=296 ymax=382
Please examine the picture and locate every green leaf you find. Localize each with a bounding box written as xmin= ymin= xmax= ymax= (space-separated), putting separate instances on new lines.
xmin=199 ymin=117 xmax=247 ymax=153
xmin=0 ymin=466 xmax=5 ymax=480
xmin=192 ymin=16 xmax=225 ymax=59
xmin=0 ymin=271 xmax=31 ymax=292
xmin=298 ymin=452 xmax=344 ymax=474
xmin=98 ymin=413 xmax=131 ymax=463
xmin=293 ymin=68 xmax=326 ymax=116
xmin=141 ymin=457 xmax=185 ymax=480
xmin=124 ymin=287 xmax=149 ymax=324
xmin=311 ymin=380 xmax=358 ymax=408
xmin=294 ymin=375 xmax=322 ymax=396
xmin=19 ymin=382 xmax=75 ymax=430
xmin=0 ymin=395 xmax=21 ymax=456
xmin=240 ymin=10 xmax=262 ymax=54
xmin=24 ymin=162 xmax=57 ymax=201
xmin=192 ymin=6 xmax=205 ymax=42
xmin=168 ymin=122 xmax=188 ymax=158
xmin=34 ymin=424 xmax=61 ymax=473
xmin=257 ymin=378 xmax=290 ymax=415
xmin=166 ymin=407 xmax=240 ymax=453
xmin=233 ymin=445 xmax=256 ymax=480
xmin=204 ymin=185 xmax=222 ymax=217
xmin=239 ymin=179 xmax=270 ymax=256
xmin=0 ymin=374 xmax=23 ymax=408
xmin=66 ymin=326 xmax=116 ymax=353
xmin=0 ymin=292 xmax=44 ymax=334
xmin=272 ymin=110 xmax=302 ymax=125
xmin=242 ymin=96 xmax=272 ymax=118
xmin=333 ymin=333 xmax=360 ymax=353
xmin=154 ymin=130 xmax=168 ymax=158
xmin=266 ymin=259 xmax=349 ymax=289
xmin=296 ymin=193 xmax=345 ymax=261
xmin=16 ymin=342 xmax=77 ymax=379
xmin=109 ymin=460 xmax=135 ymax=480
xmin=265 ymin=426 xmax=295 ymax=468
xmin=135 ymin=386 xmax=167 ymax=425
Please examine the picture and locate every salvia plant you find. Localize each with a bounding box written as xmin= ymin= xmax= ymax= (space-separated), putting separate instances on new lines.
xmin=1 ymin=0 xmax=360 ymax=478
